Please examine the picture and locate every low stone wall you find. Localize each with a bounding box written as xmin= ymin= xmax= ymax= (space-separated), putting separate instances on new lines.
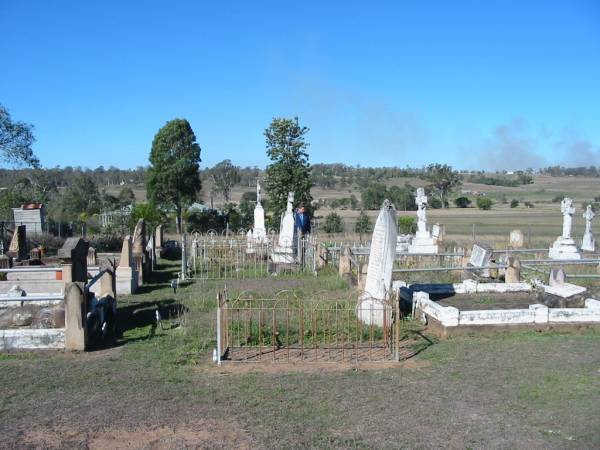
xmin=0 ymin=328 xmax=65 ymax=350
xmin=0 ymin=280 xmax=64 ymax=295
xmin=414 ymin=291 xmax=600 ymax=335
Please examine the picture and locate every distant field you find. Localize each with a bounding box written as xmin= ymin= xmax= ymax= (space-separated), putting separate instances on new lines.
xmin=109 ymin=175 xmax=598 ymax=246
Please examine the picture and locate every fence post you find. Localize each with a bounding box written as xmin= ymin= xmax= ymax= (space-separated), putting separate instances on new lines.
xmin=394 ymin=297 xmax=400 ymax=362
xmin=216 ymin=292 xmax=222 ymax=366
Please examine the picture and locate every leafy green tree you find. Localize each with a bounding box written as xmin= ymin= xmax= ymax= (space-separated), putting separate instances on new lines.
xmin=454 ymin=196 xmax=472 ymax=208
xmin=323 ymin=211 xmax=344 ymax=234
xmin=62 ymin=175 xmax=101 ymax=218
xmin=147 ymin=119 xmax=202 ymax=233
xmin=209 ymin=159 xmax=240 ymax=201
xmin=129 ymin=202 xmax=162 ymax=229
xmin=264 ymin=117 xmax=313 ymax=227
xmin=387 ymin=185 xmax=417 ymax=211
xmin=510 ymin=199 xmax=519 ymax=208
xmin=238 ymin=191 xmax=256 ymax=228
xmin=476 ymin=197 xmax=493 ymax=210
xmin=355 ymin=210 xmax=373 ymax=239
xmin=422 ymin=163 xmax=462 ymax=208
xmin=118 ymin=187 xmax=136 ymax=206
xmin=398 ymin=216 xmax=417 ymax=234
xmin=0 ymin=104 xmax=39 ymax=168
xmin=361 ymin=183 xmax=387 ymax=210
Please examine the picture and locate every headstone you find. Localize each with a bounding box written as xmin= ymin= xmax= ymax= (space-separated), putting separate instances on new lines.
xmin=549 ymin=198 xmax=581 ymax=260
xmin=505 ymin=256 xmax=521 ymax=283
xmin=64 ymin=282 xmax=87 ymax=351
xmin=396 ymin=234 xmax=411 ymax=253
xmin=132 ymin=219 xmax=147 ymax=256
xmin=408 ymin=188 xmax=438 ymax=254
xmin=581 ymin=205 xmax=595 ymax=252
xmin=549 ymin=267 xmax=566 ymax=286
xmin=358 ymin=199 xmax=397 ymax=325
xmin=58 ymin=238 xmax=89 ymax=283
xmin=271 ymin=192 xmax=296 ymax=264
xmin=30 ymin=247 xmax=42 ymax=262
xmin=468 ymin=243 xmax=493 ymax=278
xmin=180 ymin=234 xmax=188 ymax=280
xmin=338 ymin=245 xmax=352 ymax=277
xmin=431 ymin=223 xmax=440 ymax=240
xmin=87 ymin=247 xmax=97 ymax=266
xmin=116 ymin=235 xmax=137 ymax=295
xmin=252 ymin=179 xmax=267 ymax=242
xmin=154 ymin=225 xmax=164 ymax=253
xmin=509 ymin=229 xmax=524 ymax=248
xmin=7 ymin=225 xmax=27 ymax=261
xmin=316 ymin=243 xmax=328 ymax=269
xmin=246 ymin=229 xmax=255 ymax=254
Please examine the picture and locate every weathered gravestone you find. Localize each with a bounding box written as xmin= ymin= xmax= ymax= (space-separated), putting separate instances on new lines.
xmin=509 ymin=229 xmax=524 ymax=248
xmin=252 ymin=179 xmax=267 ymax=242
xmin=58 ymin=238 xmax=89 ymax=283
xmin=87 ymin=247 xmax=97 ymax=266
xmin=468 ymin=243 xmax=493 ymax=277
xmin=549 ymin=267 xmax=566 ymax=286
xmin=408 ymin=188 xmax=438 ymax=254
xmin=8 ymin=225 xmax=27 ymax=261
xmin=154 ymin=224 xmax=164 ymax=255
xmin=132 ymin=219 xmax=148 ymax=285
xmin=116 ymin=235 xmax=137 ymax=295
xmin=357 ymin=199 xmax=397 ymax=325
xmin=505 ymin=256 xmax=521 ymax=283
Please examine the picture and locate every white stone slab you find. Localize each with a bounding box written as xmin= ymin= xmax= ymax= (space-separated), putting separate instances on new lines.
xmin=544 ymin=283 xmax=586 ymax=298
xmin=469 ymin=244 xmax=492 ymax=267
xmin=0 ymin=328 xmax=65 ymax=350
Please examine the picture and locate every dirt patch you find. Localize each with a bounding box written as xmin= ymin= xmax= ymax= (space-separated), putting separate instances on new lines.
xmin=205 ymin=357 xmax=430 ymax=375
xmin=21 ymin=419 xmax=253 ymax=450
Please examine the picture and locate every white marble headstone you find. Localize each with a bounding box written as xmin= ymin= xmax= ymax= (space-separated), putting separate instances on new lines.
xmin=469 ymin=244 xmax=492 ymax=268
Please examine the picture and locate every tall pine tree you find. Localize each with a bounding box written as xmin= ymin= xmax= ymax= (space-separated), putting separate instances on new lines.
xmin=264 ymin=117 xmax=313 ymax=227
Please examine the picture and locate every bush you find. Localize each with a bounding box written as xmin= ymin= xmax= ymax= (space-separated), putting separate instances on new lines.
xmin=354 ymin=210 xmax=373 ymax=235
xmin=510 ymin=199 xmax=519 ymax=208
xmin=476 ymin=197 xmax=493 ymax=210
xmin=398 ymin=216 xmax=417 ymax=234
xmin=322 ymin=212 xmax=344 ymax=234
xmin=454 ymin=196 xmax=471 ymax=208
xmin=524 ymin=201 xmax=535 ymax=208
xmin=88 ymin=234 xmax=124 ymax=252
xmin=429 ymin=197 xmax=443 ymax=209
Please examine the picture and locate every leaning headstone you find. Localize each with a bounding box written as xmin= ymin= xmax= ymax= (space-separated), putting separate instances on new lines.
xmin=549 ymin=198 xmax=581 ymax=260
xmin=549 ymin=267 xmax=566 ymax=286
xmin=408 ymin=188 xmax=438 ymax=254
xmin=509 ymin=229 xmax=524 ymax=248
xmin=358 ymin=199 xmax=397 ymax=325
xmin=468 ymin=243 xmax=493 ymax=277
xmin=64 ymin=282 xmax=87 ymax=351
xmin=7 ymin=225 xmax=27 ymax=261
xmin=581 ymin=205 xmax=595 ymax=252
xmin=316 ymin=243 xmax=328 ymax=269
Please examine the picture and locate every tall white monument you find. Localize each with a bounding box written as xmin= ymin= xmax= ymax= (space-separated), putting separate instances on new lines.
xmin=252 ymin=179 xmax=267 ymax=242
xmin=581 ymin=204 xmax=595 ymax=252
xmin=271 ymin=192 xmax=295 ymax=263
xmin=357 ymin=199 xmax=397 ymax=326
xmin=408 ymin=188 xmax=438 ymax=254
xmin=549 ymin=197 xmax=581 ymax=260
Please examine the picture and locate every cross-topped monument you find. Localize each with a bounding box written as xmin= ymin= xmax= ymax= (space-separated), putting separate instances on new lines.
xmin=408 ymin=188 xmax=438 ymax=254
xmin=549 ymin=197 xmax=581 ymax=260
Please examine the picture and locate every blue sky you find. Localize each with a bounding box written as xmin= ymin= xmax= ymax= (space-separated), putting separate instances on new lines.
xmin=1 ymin=1 xmax=599 ymax=170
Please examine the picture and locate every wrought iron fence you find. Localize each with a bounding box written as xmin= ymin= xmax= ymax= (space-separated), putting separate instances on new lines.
xmin=216 ymin=290 xmax=423 ymax=364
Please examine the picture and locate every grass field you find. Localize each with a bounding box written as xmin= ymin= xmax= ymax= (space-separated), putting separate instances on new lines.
xmin=1 ymin=261 xmax=599 ymax=449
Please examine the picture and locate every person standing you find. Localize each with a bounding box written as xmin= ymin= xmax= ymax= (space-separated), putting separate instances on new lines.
xmin=294 ymin=204 xmax=311 ymax=267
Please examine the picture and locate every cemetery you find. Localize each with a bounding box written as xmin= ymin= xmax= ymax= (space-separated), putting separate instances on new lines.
xmin=2 ymin=5 xmax=600 ymax=446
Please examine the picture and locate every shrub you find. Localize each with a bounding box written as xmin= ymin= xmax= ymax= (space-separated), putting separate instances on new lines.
xmin=524 ymin=201 xmax=535 ymax=208
xmin=354 ymin=210 xmax=373 ymax=235
xmin=398 ymin=216 xmax=417 ymax=234
xmin=323 ymin=212 xmax=344 ymax=234
xmin=476 ymin=197 xmax=493 ymax=210
xmin=454 ymin=196 xmax=471 ymax=208
xmin=510 ymin=199 xmax=519 ymax=208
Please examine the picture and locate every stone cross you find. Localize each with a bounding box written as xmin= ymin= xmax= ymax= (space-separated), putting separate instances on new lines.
xmin=561 ymin=198 xmax=575 ymax=239
xmin=582 ymin=205 xmax=595 ymax=251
